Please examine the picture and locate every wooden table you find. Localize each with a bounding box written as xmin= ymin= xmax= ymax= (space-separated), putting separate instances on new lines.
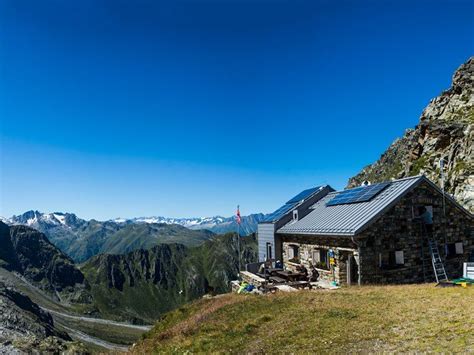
xmin=266 ymin=268 xmax=283 ymax=276
xmin=276 ymin=271 xmax=306 ymax=282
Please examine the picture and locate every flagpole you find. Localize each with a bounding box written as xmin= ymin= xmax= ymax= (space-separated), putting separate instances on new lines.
xmin=238 ymin=224 xmax=241 ymax=272
xmin=237 ymin=205 xmax=241 ymax=272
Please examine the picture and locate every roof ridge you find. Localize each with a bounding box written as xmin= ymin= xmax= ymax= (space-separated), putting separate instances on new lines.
xmin=389 ymin=174 xmax=424 ymax=182
xmin=335 ymin=175 xmax=424 ymax=193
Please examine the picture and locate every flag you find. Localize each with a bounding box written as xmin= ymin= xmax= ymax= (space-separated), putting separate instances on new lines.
xmin=236 ymin=205 xmax=241 ymax=225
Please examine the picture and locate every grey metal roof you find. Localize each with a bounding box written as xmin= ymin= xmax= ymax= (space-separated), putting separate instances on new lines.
xmin=277 ymin=175 xmax=429 ymax=236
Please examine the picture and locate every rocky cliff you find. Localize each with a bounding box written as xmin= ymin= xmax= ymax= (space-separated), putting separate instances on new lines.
xmin=0 ymin=222 xmax=92 ymax=304
xmin=348 ymin=57 xmax=473 ymax=212
xmin=0 ymin=280 xmax=73 ymax=353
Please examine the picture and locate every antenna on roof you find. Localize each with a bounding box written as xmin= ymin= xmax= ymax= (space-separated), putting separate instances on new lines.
xmin=361 ymin=180 xmax=371 ymax=187
xmin=439 ymin=158 xmax=446 ymax=217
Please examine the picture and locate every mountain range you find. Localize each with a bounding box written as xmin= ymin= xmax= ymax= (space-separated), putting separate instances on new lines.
xmin=1 ymin=210 xmax=263 ymax=262
xmin=2 ymin=210 xmax=264 ymax=235
xmin=115 ymin=214 xmax=265 ymax=236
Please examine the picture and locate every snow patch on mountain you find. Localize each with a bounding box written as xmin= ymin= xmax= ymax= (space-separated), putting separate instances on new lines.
xmin=5 ymin=211 xmax=266 ymax=236
xmin=118 ymin=216 xmax=235 ymax=229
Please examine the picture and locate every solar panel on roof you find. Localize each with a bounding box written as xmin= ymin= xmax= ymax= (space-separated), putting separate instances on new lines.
xmin=326 ymin=182 xmax=390 ymax=206
xmin=286 ymin=186 xmax=321 ymax=204
xmin=263 ymin=202 xmax=298 ymax=222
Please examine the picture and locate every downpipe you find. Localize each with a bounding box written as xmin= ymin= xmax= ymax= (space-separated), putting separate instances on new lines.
xmin=351 ymin=235 xmax=361 ymax=286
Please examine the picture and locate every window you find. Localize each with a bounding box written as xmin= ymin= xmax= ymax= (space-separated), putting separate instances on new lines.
xmin=446 ymin=242 xmax=463 ymax=258
xmin=313 ymin=248 xmax=330 ymax=270
xmin=266 ymin=242 xmax=273 ymax=260
xmin=414 ymin=205 xmax=433 ymax=218
xmin=379 ymin=250 xmax=404 ymax=269
xmin=292 ymin=210 xmax=298 ymax=222
xmin=288 ymin=245 xmax=299 ymax=263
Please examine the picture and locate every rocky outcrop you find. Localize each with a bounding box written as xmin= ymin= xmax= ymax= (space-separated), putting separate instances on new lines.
xmin=86 ymin=244 xmax=189 ymax=292
xmin=0 ymin=222 xmax=92 ymax=304
xmin=348 ymin=57 xmax=473 ymax=212
xmin=0 ymin=280 xmax=72 ymax=353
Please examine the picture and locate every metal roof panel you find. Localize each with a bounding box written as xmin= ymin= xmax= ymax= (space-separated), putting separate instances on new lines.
xmin=277 ymin=176 xmax=423 ymax=236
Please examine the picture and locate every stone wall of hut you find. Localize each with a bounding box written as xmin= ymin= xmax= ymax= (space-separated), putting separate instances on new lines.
xmin=358 ymin=181 xmax=473 ymax=284
xmin=280 ymin=235 xmax=357 ymax=286
xmin=280 ymin=181 xmax=473 ymax=285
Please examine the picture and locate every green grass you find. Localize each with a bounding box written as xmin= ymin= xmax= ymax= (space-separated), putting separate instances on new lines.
xmin=134 ymin=284 xmax=474 ymax=353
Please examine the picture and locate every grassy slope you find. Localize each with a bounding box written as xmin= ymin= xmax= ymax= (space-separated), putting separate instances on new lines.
xmin=134 ymin=284 xmax=474 ymax=353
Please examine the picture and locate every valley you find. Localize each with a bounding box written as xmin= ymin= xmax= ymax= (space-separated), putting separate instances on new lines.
xmin=0 ymin=220 xmax=256 ymax=352
xmin=0 ymin=267 xmax=148 ymax=351
xmin=81 ymin=233 xmax=257 ymax=323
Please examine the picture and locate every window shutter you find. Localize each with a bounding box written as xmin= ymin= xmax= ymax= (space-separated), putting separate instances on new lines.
xmin=288 ymin=247 xmax=294 ymax=259
xmin=313 ymin=250 xmax=321 ymax=263
xmin=395 ymin=250 xmax=404 ymax=265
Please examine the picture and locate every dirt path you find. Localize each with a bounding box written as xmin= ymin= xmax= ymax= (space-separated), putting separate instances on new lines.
xmin=60 ymin=325 xmax=130 ymax=352
xmin=42 ymin=307 xmax=152 ymax=331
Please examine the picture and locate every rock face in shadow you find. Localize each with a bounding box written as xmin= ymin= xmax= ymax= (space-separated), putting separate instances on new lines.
xmin=348 ymin=57 xmax=473 ymax=212
xmin=0 ymin=222 xmax=18 ymax=269
xmin=89 ymin=244 xmax=188 ymax=292
xmin=0 ymin=222 xmax=92 ymax=304
xmin=0 ymin=281 xmax=67 ymax=339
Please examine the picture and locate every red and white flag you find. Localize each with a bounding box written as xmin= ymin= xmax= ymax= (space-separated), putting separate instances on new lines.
xmin=236 ymin=205 xmax=241 ymax=225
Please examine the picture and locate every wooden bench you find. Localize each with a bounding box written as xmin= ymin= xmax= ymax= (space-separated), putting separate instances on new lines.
xmin=270 ymin=276 xmax=286 ymax=284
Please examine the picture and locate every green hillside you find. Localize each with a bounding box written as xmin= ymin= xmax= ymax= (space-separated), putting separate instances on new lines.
xmin=68 ymin=223 xmax=214 ymax=262
xmin=133 ymin=284 xmax=474 ymax=353
xmin=102 ymin=223 xmax=214 ymax=255
xmin=81 ymin=233 xmax=257 ymax=323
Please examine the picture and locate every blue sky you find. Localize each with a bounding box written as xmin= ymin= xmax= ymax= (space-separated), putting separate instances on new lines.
xmin=1 ymin=0 xmax=473 ymax=220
